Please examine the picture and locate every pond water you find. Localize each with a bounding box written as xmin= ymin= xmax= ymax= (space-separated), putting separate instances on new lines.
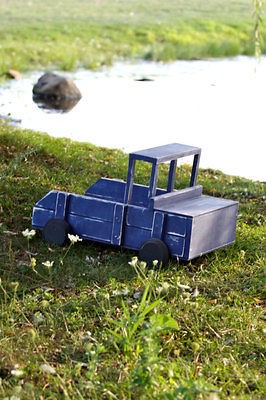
xmin=0 ymin=56 xmax=265 ymax=181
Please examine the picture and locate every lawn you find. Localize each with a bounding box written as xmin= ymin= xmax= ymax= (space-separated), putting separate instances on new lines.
xmin=0 ymin=123 xmax=265 ymax=399
xmin=0 ymin=0 xmax=265 ymax=74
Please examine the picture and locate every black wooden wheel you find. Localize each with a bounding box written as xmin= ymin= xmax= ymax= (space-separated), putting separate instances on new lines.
xmin=139 ymin=238 xmax=169 ymax=267
xmin=43 ymin=218 xmax=71 ymax=246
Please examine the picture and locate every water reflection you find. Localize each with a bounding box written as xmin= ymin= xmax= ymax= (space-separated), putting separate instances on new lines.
xmin=32 ymin=95 xmax=80 ymax=113
xmin=0 ymin=56 xmax=265 ymax=181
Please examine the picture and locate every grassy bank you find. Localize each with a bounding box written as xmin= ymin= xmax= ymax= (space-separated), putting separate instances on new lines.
xmin=0 ymin=123 xmax=265 ymax=399
xmin=0 ymin=0 xmax=265 ymax=74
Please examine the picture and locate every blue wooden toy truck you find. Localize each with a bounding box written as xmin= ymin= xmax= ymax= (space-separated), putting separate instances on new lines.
xmin=32 ymin=143 xmax=238 ymax=264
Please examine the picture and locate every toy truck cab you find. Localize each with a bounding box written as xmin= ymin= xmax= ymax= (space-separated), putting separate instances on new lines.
xmin=32 ymin=143 xmax=238 ymax=264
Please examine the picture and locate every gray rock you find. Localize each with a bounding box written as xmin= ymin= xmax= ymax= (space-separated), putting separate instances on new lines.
xmin=32 ymin=72 xmax=82 ymax=100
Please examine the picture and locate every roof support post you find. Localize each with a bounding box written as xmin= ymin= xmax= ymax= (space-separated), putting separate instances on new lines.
xmin=148 ymin=162 xmax=159 ymax=199
xmin=124 ymin=156 xmax=136 ymax=204
xmin=167 ymin=159 xmax=177 ymax=192
xmin=190 ymin=153 xmax=201 ymax=187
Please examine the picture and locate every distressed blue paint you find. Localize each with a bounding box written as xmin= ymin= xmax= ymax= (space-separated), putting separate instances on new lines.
xmin=131 ymin=143 xmax=201 ymax=163
xmin=164 ymin=234 xmax=186 ymax=258
xmin=190 ymin=153 xmax=201 ymax=187
xmin=55 ymin=192 xmax=69 ymax=219
xmin=68 ymin=194 xmax=115 ymax=221
xmin=152 ymin=212 xmax=165 ymax=239
xmin=167 ymin=160 xmax=177 ymax=192
xmin=122 ymin=226 xmax=151 ymax=250
xmin=126 ymin=206 xmax=153 ymax=229
xmin=86 ymin=178 xmax=125 ymax=202
xmin=165 ymin=214 xmax=187 ymax=237
xmin=32 ymin=207 xmax=54 ymax=229
xmin=35 ymin=190 xmax=58 ymax=209
xmin=68 ymin=214 xmax=112 ymax=242
xmin=32 ymin=143 xmax=238 ymax=261
xmin=111 ymin=204 xmax=125 ymax=245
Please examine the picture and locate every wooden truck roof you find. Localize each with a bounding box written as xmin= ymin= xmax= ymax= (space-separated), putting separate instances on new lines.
xmin=130 ymin=143 xmax=201 ymax=163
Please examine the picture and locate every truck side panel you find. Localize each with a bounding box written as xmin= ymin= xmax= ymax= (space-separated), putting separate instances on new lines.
xmin=68 ymin=214 xmax=112 ymax=242
xmin=68 ymin=194 xmax=122 ymax=243
xmin=33 ymin=190 xmax=58 ymax=210
xmin=188 ymin=203 xmax=238 ymax=259
xmin=33 ymin=191 xmax=123 ymax=245
xmin=163 ymin=234 xmax=186 ymax=258
xmin=126 ymin=206 xmax=153 ymax=229
xmin=123 ymin=226 xmax=152 ymax=250
xmin=122 ymin=205 xmax=189 ymax=257
xmin=32 ymin=190 xmax=58 ymax=229
xmin=164 ymin=214 xmax=187 ymax=237
xmin=122 ymin=205 xmax=153 ymax=249
xmin=32 ymin=208 xmax=55 ymax=229
xmin=68 ymin=194 xmax=115 ymax=221
xmin=162 ymin=214 xmax=189 ymax=258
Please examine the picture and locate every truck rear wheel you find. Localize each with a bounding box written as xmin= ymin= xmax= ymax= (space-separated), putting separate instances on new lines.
xmin=139 ymin=238 xmax=169 ymax=267
xmin=43 ymin=218 xmax=71 ymax=246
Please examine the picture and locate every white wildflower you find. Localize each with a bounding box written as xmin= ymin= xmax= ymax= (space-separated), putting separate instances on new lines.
xmin=68 ymin=234 xmax=83 ymax=244
xmin=40 ymin=363 xmax=56 ymax=375
xmin=128 ymin=256 xmax=138 ymax=267
xmin=139 ymin=261 xmax=147 ymax=270
xmin=22 ymin=228 xmax=36 ymax=240
xmin=177 ymin=283 xmax=191 ymax=290
xmin=192 ymin=287 xmax=200 ymax=298
xmin=113 ymin=290 xmax=123 ymax=296
xmin=113 ymin=287 xmax=130 ymax=296
xmin=11 ymin=369 xmax=24 ymax=377
xmin=86 ymin=255 xmax=95 ymax=264
xmin=42 ymin=260 xmax=54 ymax=269
xmin=156 ymin=282 xmax=171 ymax=295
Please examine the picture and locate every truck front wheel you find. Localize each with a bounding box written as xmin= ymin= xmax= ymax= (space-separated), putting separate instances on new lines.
xmin=43 ymin=218 xmax=71 ymax=246
xmin=139 ymin=238 xmax=169 ymax=267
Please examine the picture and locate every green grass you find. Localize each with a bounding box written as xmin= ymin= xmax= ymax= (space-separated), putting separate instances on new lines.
xmin=0 ymin=122 xmax=265 ymax=399
xmin=0 ymin=0 xmax=265 ymax=75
